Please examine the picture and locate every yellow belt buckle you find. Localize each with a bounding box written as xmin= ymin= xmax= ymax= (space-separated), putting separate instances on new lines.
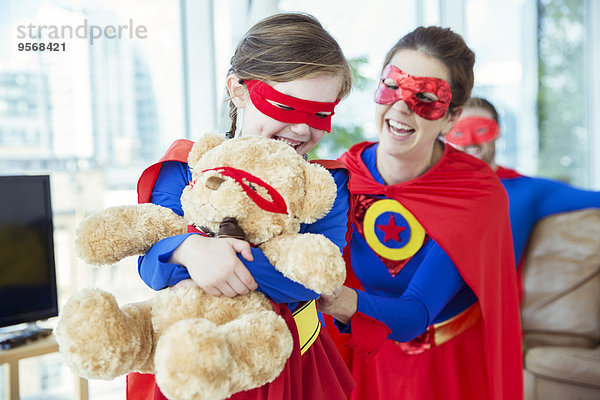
xmin=292 ymin=299 xmax=321 ymax=355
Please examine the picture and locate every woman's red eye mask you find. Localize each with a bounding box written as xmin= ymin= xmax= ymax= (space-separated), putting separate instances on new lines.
xmin=446 ymin=116 xmax=500 ymax=146
xmin=243 ymin=79 xmax=340 ymax=132
xmin=374 ymin=64 xmax=452 ymax=120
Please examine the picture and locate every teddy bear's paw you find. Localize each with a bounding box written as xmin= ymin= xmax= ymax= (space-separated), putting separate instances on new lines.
xmin=224 ymin=310 xmax=293 ymax=393
xmin=155 ymin=318 xmax=234 ymax=400
xmin=55 ymin=288 xmax=151 ymax=379
xmin=262 ymin=233 xmax=346 ymax=294
xmin=75 ymin=204 xmax=187 ymax=265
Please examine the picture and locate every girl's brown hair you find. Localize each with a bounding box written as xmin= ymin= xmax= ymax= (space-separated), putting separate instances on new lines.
xmin=382 ymin=26 xmax=475 ymax=112
xmin=227 ymin=13 xmax=352 ymax=135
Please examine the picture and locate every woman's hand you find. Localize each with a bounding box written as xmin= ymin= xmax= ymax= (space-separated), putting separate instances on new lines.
xmin=317 ymin=286 xmax=358 ymax=325
xmin=169 ymin=235 xmax=257 ymax=297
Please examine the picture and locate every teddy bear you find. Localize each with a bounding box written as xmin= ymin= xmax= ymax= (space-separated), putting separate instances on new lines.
xmin=55 ymin=134 xmax=347 ymax=400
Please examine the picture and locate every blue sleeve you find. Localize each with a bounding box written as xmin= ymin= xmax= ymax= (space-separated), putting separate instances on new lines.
xmin=137 ymin=161 xmax=191 ymax=290
xmin=506 ymin=176 xmax=600 ymax=263
xmin=138 ymin=233 xmax=195 ymax=289
xmin=147 ymin=161 xmax=190 ymax=217
xmin=300 ymin=168 xmax=351 ymax=249
xmin=532 ymin=177 xmax=600 ymax=220
xmin=343 ymin=242 xmax=466 ymax=342
xmin=138 ymin=161 xmax=350 ymax=304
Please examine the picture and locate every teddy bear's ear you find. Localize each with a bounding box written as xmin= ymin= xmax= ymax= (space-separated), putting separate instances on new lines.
xmin=294 ymin=163 xmax=338 ymax=223
xmin=187 ymin=133 xmax=226 ymax=168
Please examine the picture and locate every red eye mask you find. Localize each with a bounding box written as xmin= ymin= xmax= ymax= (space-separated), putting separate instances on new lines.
xmin=195 ymin=167 xmax=288 ymax=214
xmin=374 ymin=64 xmax=452 ymax=120
xmin=446 ymin=116 xmax=500 ymax=146
xmin=244 ymin=80 xmax=340 ymax=132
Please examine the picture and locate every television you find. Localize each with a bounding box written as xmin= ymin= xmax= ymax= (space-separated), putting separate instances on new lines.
xmin=0 ymin=175 xmax=58 ymax=330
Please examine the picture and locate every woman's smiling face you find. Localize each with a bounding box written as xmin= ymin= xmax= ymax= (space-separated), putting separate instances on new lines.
xmin=375 ymin=49 xmax=458 ymax=159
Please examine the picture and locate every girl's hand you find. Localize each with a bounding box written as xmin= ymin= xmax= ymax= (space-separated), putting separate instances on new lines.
xmin=169 ymin=235 xmax=257 ymax=297
xmin=317 ymin=286 xmax=358 ymax=325
xmin=172 ymin=278 xmax=198 ymax=289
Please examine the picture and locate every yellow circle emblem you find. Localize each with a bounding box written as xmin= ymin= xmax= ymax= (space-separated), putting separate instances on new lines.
xmin=363 ymin=199 xmax=426 ymax=261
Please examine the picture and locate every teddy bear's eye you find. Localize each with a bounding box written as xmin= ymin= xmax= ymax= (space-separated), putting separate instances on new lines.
xmin=248 ymin=183 xmax=257 ymax=192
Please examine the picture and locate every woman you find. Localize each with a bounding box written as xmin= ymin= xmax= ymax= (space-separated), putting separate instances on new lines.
xmin=129 ymin=13 xmax=355 ymax=400
xmin=319 ymin=27 xmax=523 ymax=400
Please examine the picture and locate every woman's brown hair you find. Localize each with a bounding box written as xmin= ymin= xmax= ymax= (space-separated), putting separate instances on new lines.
xmin=382 ymin=26 xmax=475 ymax=112
xmin=227 ymin=13 xmax=352 ymax=135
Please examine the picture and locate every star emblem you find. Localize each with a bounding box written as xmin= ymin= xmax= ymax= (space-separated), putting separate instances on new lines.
xmin=377 ymin=214 xmax=406 ymax=243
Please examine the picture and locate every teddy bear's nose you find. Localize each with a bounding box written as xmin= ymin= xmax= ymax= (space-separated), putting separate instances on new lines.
xmin=206 ymin=176 xmax=225 ymax=190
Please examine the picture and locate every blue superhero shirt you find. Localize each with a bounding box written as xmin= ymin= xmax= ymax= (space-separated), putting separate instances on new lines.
xmin=342 ymin=143 xmax=478 ymax=342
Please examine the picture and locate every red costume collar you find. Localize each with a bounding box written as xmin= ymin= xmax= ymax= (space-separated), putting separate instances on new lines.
xmin=244 ymin=80 xmax=340 ymax=132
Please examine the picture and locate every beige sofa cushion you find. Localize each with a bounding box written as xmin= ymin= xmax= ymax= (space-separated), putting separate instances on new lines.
xmin=524 ymin=369 xmax=600 ymax=400
xmin=525 ymin=346 xmax=600 ymax=388
xmin=521 ymin=209 xmax=600 ymax=348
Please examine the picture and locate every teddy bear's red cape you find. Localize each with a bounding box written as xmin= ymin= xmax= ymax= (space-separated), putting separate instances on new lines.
xmin=130 ymin=138 xmax=355 ymax=400
xmin=324 ymin=141 xmax=523 ymax=400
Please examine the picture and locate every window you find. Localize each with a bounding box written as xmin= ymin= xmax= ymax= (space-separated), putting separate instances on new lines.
xmin=0 ymin=1 xmax=182 ymax=398
xmin=537 ymin=0 xmax=593 ymax=187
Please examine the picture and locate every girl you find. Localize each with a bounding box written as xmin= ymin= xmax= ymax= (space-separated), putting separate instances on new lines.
xmin=129 ymin=12 xmax=355 ymax=400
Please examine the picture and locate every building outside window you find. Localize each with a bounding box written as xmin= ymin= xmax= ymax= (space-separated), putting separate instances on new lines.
xmin=0 ymin=0 xmax=182 ymax=398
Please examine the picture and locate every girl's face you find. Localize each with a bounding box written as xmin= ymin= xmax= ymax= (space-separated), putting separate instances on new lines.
xmin=375 ymin=49 xmax=460 ymax=160
xmin=228 ymin=74 xmax=342 ymax=156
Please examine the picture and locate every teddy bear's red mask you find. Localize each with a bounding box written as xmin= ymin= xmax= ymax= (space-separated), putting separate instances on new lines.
xmin=190 ymin=167 xmax=288 ymax=214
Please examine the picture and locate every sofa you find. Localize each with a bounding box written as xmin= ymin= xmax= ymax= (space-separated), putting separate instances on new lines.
xmin=520 ymin=208 xmax=600 ymax=400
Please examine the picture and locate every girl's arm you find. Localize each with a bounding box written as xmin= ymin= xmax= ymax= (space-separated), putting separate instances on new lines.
xmin=138 ymin=160 xmax=256 ymax=296
xmin=138 ymin=161 xmax=351 ymax=304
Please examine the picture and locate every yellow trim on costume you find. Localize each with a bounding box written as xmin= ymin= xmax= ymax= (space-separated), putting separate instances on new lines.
xmin=432 ymin=302 xmax=481 ymax=346
xmin=292 ymin=299 xmax=321 ymax=355
xmin=363 ymin=199 xmax=426 ymax=261
xmin=394 ymin=302 xmax=482 ymax=354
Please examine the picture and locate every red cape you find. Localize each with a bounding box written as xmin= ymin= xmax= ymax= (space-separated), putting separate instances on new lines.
xmin=495 ymin=165 xmax=524 ymax=180
xmin=129 ymin=138 xmax=354 ymax=400
xmin=137 ymin=139 xmax=195 ymax=204
xmin=495 ymin=164 xmax=526 ymax=301
xmin=331 ymin=141 xmax=522 ymax=400
xmin=129 ymin=302 xmax=353 ymax=400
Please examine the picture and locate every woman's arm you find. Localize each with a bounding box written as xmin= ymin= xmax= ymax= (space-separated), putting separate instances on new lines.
xmin=318 ymin=241 xmax=467 ymax=342
xmin=534 ymin=177 xmax=600 ymax=219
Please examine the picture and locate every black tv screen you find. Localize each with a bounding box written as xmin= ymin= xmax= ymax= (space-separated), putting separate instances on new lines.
xmin=0 ymin=175 xmax=58 ymax=328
